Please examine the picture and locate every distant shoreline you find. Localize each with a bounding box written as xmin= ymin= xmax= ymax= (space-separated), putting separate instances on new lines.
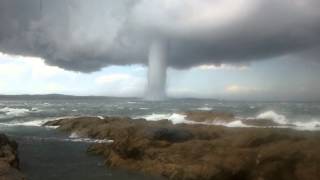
xmin=0 ymin=94 xmax=140 ymax=100
xmin=0 ymin=94 xmax=319 ymax=103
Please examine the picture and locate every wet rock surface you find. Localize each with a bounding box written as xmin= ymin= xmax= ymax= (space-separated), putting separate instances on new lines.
xmin=0 ymin=134 xmax=25 ymax=180
xmin=45 ymin=115 xmax=320 ymax=180
xmin=184 ymin=111 xmax=235 ymax=123
xmin=241 ymin=119 xmax=283 ymax=127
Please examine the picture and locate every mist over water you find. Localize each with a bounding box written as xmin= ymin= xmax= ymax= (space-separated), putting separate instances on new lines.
xmin=145 ymin=38 xmax=168 ymax=100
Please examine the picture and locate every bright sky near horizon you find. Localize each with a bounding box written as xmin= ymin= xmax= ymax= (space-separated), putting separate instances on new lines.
xmin=1 ymin=52 xmax=319 ymax=101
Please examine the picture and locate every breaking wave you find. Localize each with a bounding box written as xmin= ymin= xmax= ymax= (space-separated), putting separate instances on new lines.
xmin=97 ymin=116 xmax=104 ymax=120
xmin=254 ymin=110 xmax=320 ymax=130
xmin=0 ymin=116 xmax=75 ymax=128
xmin=0 ymin=107 xmax=30 ymax=117
xmin=256 ymin=110 xmax=288 ymax=124
xmin=0 ymin=120 xmax=46 ymax=127
xmin=212 ymin=120 xmax=249 ymax=128
xmin=292 ymin=120 xmax=320 ymax=131
xmin=138 ymin=111 xmax=320 ymax=131
xmin=0 ymin=107 xmax=43 ymax=119
xmin=137 ymin=113 xmax=190 ymax=124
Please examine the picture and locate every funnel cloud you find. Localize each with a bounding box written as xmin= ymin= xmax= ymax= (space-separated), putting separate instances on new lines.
xmin=146 ymin=38 xmax=168 ymax=100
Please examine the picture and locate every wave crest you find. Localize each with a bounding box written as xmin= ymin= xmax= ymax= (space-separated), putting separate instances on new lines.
xmin=0 ymin=107 xmax=30 ymax=117
xmin=256 ymin=110 xmax=287 ymax=124
xmin=138 ymin=113 xmax=189 ymax=124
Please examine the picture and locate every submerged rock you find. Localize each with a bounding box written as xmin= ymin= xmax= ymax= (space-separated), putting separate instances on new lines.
xmin=45 ymin=115 xmax=320 ymax=180
xmin=0 ymin=134 xmax=25 ymax=180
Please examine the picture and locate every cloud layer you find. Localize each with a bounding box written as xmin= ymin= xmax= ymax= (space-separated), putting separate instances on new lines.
xmin=0 ymin=0 xmax=320 ymax=72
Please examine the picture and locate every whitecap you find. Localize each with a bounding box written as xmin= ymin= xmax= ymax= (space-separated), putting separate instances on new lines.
xmin=137 ymin=113 xmax=190 ymax=124
xmin=0 ymin=116 xmax=76 ymax=128
xmin=31 ymin=107 xmax=42 ymax=112
xmin=138 ymin=111 xmax=320 ymax=131
xmin=292 ymin=120 xmax=320 ymax=131
xmin=0 ymin=119 xmax=51 ymax=127
xmin=196 ymin=107 xmax=212 ymax=111
xmin=256 ymin=110 xmax=287 ymax=124
xmin=225 ymin=120 xmax=249 ymax=128
xmin=0 ymin=107 xmax=30 ymax=117
xmin=97 ymin=116 xmax=104 ymax=120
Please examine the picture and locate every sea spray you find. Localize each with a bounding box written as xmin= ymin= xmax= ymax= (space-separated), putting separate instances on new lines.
xmin=256 ymin=110 xmax=287 ymax=124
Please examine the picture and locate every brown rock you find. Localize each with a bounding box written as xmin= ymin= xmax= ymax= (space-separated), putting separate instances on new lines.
xmin=241 ymin=119 xmax=281 ymax=126
xmin=184 ymin=111 xmax=235 ymax=123
xmin=45 ymin=116 xmax=320 ymax=180
xmin=0 ymin=134 xmax=25 ymax=180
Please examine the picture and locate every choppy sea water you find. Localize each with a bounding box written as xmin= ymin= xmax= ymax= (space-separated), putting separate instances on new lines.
xmin=1 ymin=96 xmax=320 ymax=179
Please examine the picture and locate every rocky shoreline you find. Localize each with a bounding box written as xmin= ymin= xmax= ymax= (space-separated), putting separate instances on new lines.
xmin=45 ymin=112 xmax=320 ymax=180
xmin=0 ymin=134 xmax=25 ymax=180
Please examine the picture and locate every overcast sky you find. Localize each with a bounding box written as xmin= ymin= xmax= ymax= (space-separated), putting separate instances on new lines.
xmin=0 ymin=0 xmax=320 ymax=100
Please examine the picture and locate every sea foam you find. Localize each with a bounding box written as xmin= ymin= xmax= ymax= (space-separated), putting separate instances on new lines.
xmin=0 ymin=107 xmax=30 ymax=117
xmin=69 ymin=132 xmax=113 ymax=143
xmin=138 ymin=113 xmax=190 ymax=124
xmin=196 ymin=107 xmax=213 ymax=111
xmin=0 ymin=116 xmax=74 ymax=128
xmin=22 ymin=136 xmax=113 ymax=144
xmin=292 ymin=120 xmax=320 ymax=131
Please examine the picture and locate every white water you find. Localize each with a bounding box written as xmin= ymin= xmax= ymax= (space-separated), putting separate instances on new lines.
xmin=196 ymin=107 xmax=213 ymax=111
xmin=138 ymin=110 xmax=320 ymax=131
xmin=138 ymin=113 xmax=190 ymax=124
xmin=0 ymin=116 xmax=74 ymax=128
xmin=0 ymin=107 xmax=30 ymax=117
xmin=22 ymin=135 xmax=113 ymax=144
xmin=97 ymin=116 xmax=104 ymax=120
xmin=1 ymin=99 xmax=320 ymax=132
xmin=256 ymin=110 xmax=288 ymax=124
xmin=69 ymin=132 xmax=113 ymax=144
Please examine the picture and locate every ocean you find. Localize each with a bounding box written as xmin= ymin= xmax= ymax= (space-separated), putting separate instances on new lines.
xmin=1 ymin=96 xmax=320 ymax=179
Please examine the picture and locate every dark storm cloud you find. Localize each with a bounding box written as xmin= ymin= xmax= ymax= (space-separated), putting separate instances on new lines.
xmin=0 ymin=0 xmax=320 ymax=72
